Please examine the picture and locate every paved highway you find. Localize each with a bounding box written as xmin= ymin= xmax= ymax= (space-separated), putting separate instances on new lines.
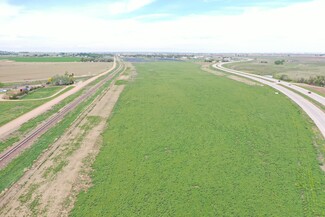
xmin=213 ymin=62 xmax=325 ymax=138
xmin=219 ymin=60 xmax=325 ymax=106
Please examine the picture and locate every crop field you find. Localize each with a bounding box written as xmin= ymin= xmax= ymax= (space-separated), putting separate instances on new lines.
xmin=226 ymin=56 xmax=325 ymax=80
xmin=71 ymin=62 xmax=325 ymax=216
xmin=0 ymin=57 xmax=81 ymax=62
xmin=0 ymin=62 xmax=113 ymax=82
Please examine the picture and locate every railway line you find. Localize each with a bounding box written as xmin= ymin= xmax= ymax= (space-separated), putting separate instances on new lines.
xmin=0 ymin=59 xmax=124 ymax=169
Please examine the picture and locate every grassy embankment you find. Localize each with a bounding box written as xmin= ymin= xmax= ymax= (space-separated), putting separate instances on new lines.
xmin=72 ymin=62 xmax=325 ymax=216
xmin=0 ymin=62 xmax=123 ymax=192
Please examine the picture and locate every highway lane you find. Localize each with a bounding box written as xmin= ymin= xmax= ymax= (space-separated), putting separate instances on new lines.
xmin=213 ymin=62 xmax=325 ymax=139
xmin=220 ymin=60 xmax=325 ymax=106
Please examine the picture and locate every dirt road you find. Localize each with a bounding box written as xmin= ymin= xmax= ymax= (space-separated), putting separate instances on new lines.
xmin=0 ymin=59 xmax=116 ymax=140
xmin=0 ymin=66 xmax=133 ymax=216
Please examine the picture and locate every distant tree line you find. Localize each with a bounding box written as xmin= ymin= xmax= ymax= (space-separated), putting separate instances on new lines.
xmin=275 ymin=74 xmax=325 ymax=87
xmin=297 ymin=76 xmax=325 ymax=87
xmin=81 ymin=57 xmax=113 ymax=62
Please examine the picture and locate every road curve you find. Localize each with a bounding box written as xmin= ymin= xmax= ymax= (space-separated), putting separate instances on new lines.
xmin=220 ymin=60 xmax=325 ymax=106
xmin=213 ymin=62 xmax=325 ymax=139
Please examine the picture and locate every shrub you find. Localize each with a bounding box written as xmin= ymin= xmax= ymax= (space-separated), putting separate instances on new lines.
xmin=274 ymin=60 xmax=285 ymax=65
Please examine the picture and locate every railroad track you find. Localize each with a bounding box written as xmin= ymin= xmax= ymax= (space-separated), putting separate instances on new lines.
xmin=0 ymin=59 xmax=124 ymax=168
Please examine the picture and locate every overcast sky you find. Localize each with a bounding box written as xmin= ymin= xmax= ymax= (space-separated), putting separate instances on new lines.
xmin=0 ymin=0 xmax=324 ymax=53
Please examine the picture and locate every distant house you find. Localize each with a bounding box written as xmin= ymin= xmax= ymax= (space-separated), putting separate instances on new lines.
xmin=3 ymin=84 xmax=43 ymax=99
xmin=222 ymin=57 xmax=231 ymax=62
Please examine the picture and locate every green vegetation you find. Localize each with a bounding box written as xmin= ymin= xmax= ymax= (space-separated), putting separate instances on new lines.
xmin=0 ymin=87 xmax=83 ymax=154
xmin=0 ymin=62 xmax=123 ymax=194
xmin=296 ymin=76 xmax=325 ymax=87
xmin=43 ymin=116 xmax=102 ymax=179
xmin=0 ymin=86 xmax=75 ymax=126
xmin=72 ymin=62 xmax=325 ymax=216
xmin=115 ymin=80 xmax=128 ymax=85
xmin=0 ymin=87 xmax=84 ymax=153
xmin=226 ymin=56 xmax=325 ymax=86
xmin=21 ymin=86 xmax=63 ymax=99
xmin=0 ymin=57 xmax=81 ymax=62
xmin=274 ymin=59 xmax=285 ymax=65
xmin=48 ymin=72 xmax=75 ymax=86
xmin=19 ymin=184 xmax=39 ymax=203
xmin=0 ymin=137 xmax=20 ymax=153
xmin=0 ymin=100 xmax=46 ymax=126
xmin=0 ymin=98 xmax=89 ymax=192
xmin=81 ymin=57 xmax=113 ymax=62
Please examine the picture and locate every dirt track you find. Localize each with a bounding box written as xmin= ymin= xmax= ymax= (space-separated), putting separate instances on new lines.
xmin=0 ymin=66 xmax=133 ymax=216
xmin=0 ymin=60 xmax=116 ymax=140
xmin=0 ymin=62 xmax=112 ymax=82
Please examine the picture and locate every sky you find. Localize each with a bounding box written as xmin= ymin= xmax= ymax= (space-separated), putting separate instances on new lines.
xmin=0 ymin=0 xmax=324 ymax=53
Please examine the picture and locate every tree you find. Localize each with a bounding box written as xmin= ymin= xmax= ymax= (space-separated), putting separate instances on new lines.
xmin=50 ymin=72 xmax=75 ymax=86
xmin=274 ymin=60 xmax=285 ymax=65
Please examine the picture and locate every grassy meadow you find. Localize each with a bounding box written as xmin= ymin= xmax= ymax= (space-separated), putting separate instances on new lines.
xmin=71 ymin=62 xmax=325 ymax=216
xmin=226 ymin=56 xmax=325 ymax=80
xmin=0 ymin=100 xmax=46 ymax=126
xmin=21 ymin=86 xmax=70 ymax=100
xmin=0 ymin=86 xmax=74 ymax=126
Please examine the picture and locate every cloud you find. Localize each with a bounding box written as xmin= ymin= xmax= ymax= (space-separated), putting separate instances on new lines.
xmin=0 ymin=0 xmax=324 ymax=52
xmin=0 ymin=0 xmax=22 ymax=17
xmin=103 ymin=0 xmax=155 ymax=15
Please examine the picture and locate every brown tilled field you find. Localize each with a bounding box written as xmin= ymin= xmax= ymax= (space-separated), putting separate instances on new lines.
xmin=0 ymin=62 xmax=113 ymax=82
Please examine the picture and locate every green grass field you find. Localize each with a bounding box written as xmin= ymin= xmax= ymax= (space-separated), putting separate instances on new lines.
xmin=0 ymin=57 xmax=81 ymax=62
xmin=226 ymin=56 xmax=325 ymax=80
xmin=0 ymin=86 xmax=74 ymax=126
xmin=21 ymin=86 xmax=66 ymax=100
xmin=71 ymin=62 xmax=325 ymax=216
xmin=0 ymin=100 xmax=46 ymax=126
